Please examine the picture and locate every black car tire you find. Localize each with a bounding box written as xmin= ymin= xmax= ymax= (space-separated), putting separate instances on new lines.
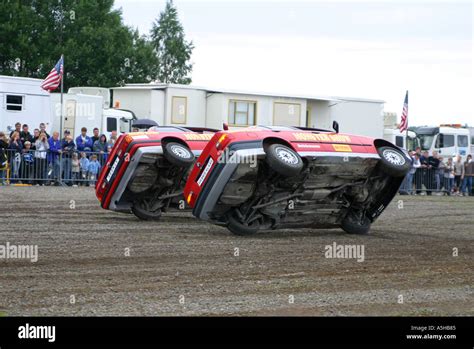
xmin=265 ymin=144 xmax=303 ymax=177
xmin=376 ymin=146 xmax=411 ymax=177
xmin=131 ymin=203 xmax=162 ymax=221
xmin=227 ymin=209 xmax=260 ymax=236
xmin=341 ymin=211 xmax=371 ymax=235
xmin=164 ymin=142 xmax=194 ymax=167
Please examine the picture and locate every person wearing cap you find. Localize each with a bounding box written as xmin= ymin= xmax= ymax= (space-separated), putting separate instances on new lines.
xmin=76 ymin=127 xmax=93 ymax=152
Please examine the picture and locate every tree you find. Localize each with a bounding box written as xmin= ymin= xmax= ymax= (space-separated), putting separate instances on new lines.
xmin=150 ymin=0 xmax=193 ymax=84
xmin=0 ymin=0 xmax=159 ymax=89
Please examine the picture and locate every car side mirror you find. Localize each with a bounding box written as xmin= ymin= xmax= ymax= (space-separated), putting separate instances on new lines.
xmin=332 ymin=121 xmax=339 ymax=133
xmin=223 ymin=122 xmax=229 ymax=131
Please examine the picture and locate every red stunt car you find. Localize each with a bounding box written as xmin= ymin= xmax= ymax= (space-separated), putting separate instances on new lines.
xmin=184 ymin=124 xmax=411 ymax=235
xmin=96 ymin=126 xmax=216 ymax=220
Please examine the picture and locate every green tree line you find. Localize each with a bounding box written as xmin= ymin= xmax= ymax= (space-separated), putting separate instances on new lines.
xmin=0 ymin=0 xmax=193 ymax=89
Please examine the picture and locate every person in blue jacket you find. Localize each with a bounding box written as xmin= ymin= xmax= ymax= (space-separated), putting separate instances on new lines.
xmin=48 ymin=131 xmax=62 ymax=185
xmin=75 ymin=127 xmax=93 ymax=153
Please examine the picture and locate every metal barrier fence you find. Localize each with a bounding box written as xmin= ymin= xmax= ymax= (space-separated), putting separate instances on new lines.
xmin=1 ymin=149 xmax=108 ymax=186
xmin=398 ymin=167 xmax=473 ymax=196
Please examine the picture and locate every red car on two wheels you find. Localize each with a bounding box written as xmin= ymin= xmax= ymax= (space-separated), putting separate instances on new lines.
xmin=96 ymin=126 xmax=216 ymax=220
xmin=183 ymin=124 xmax=411 ymax=235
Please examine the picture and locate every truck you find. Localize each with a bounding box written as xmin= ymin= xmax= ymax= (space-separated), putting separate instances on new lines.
xmin=0 ymin=75 xmax=52 ymax=133
xmin=50 ymin=90 xmax=135 ymax=139
xmin=413 ymin=124 xmax=472 ymax=160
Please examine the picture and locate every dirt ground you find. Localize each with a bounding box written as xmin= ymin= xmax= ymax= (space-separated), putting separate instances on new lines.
xmin=0 ymin=186 xmax=472 ymax=316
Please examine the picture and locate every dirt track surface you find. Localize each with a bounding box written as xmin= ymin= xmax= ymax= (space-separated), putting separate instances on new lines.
xmin=0 ymin=186 xmax=473 ymax=316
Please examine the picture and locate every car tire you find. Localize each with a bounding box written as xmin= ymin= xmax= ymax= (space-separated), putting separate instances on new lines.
xmin=227 ymin=209 xmax=260 ymax=236
xmin=341 ymin=211 xmax=371 ymax=235
xmin=376 ymin=146 xmax=411 ymax=177
xmin=164 ymin=142 xmax=194 ymax=167
xmin=265 ymin=144 xmax=303 ymax=177
xmin=131 ymin=204 xmax=162 ymax=221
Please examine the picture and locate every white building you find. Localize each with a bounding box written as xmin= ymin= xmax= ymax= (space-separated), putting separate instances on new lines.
xmin=0 ymin=75 xmax=52 ymax=133
xmin=110 ymin=83 xmax=385 ymax=137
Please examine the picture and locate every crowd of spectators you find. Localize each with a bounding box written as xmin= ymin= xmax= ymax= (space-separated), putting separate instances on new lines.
xmin=399 ymin=147 xmax=474 ymax=196
xmin=0 ymin=122 xmax=117 ymax=186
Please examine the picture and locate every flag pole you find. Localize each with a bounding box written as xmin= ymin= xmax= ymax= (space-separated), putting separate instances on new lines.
xmin=60 ymin=54 xmax=64 ymax=139
xmin=405 ymin=90 xmax=409 ymax=148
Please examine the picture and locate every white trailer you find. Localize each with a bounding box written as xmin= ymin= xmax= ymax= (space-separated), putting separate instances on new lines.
xmin=383 ymin=128 xmax=418 ymax=150
xmin=0 ymin=75 xmax=52 ymax=133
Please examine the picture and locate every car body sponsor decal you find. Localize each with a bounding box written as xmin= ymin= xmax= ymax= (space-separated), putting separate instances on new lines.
xmin=332 ymin=144 xmax=353 ymax=152
xmin=293 ymin=133 xmax=352 ymax=143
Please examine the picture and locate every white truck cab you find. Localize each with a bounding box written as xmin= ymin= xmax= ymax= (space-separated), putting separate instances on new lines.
xmin=383 ymin=128 xmax=418 ymax=150
xmin=415 ymin=125 xmax=471 ymax=160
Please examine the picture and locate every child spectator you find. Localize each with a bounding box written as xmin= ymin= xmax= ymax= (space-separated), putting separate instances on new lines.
xmin=34 ymin=132 xmax=49 ymax=185
xmin=0 ymin=132 xmax=9 ymax=185
xmin=443 ymin=157 xmax=454 ymax=196
xmin=453 ymin=155 xmax=464 ymax=195
xmin=39 ymin=123 xmax=50 ymax=139
xmin=87 ymin=154 xmax=101 ymax=185
xmin=61 ymin=132 xmax=76 ymax=186
xmin=21 ymin=141 xmax=34 ymax=184
xmin=79 ymin=152 xmax=90 ymax=186
xmin=71 ymin=153 xmax=80 ymax=187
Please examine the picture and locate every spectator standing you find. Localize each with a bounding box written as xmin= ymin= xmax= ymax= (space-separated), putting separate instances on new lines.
xmin=48 ymin=132 xmax=62 ymax=185
xmin=31 ymin=129 xmax=40 ymax=150
xmin=61 ymin=132 xmax=76 ymax=186
xmin=76 ymin=127 xmax=93 ymax=153
xmin=461 ymin=155 xmax=473 ymax=196
xmin=71 ymin=153 xmax=80 ymax=187
xmin=39 ymin=123 xmax=50 ymax=139
xmin=9 ymin=122 xmax=21 ymax=138
xmin=399 ymin=151 xmax=415 ymax=195
xmin=93 ymin=134 xmax=108 ymax=165
xmin=453 ymin=155 xmax=464 ymax=195
xmin=21 ymin=141 xmax=34 ymax=184
xmin=87 ymin=155 xmax=101 ymax=184
xmin=437 ymin=156 xmax=445 ymax=192
xmin=443 ymin=157 xmax=454 ymax=195
xmin=426 ymin=151 xmax=440 ymax=195
xmin=79 ymin=152 xmax=90 ymax=186
xmin=34 ymin=132 xmax=49 ymax=185
xmin=0 ymin=132 xmax=9 ymax=185
xmin=91 ymin=128 xmax=100 ymax=144
xmin=417 ymin=151 xmax=429 ymax=195
xmin=20 ymin=124 xmax=34 ymax=144
xmin=8 ymin=131 xmax=22 ymax=183
xmin=109 ymin=130 xmax=118 ymax=146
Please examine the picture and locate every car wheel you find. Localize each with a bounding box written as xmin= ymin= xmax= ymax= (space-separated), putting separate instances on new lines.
xmin=376 ymin=146 xmax=411 ymax=177
xmin=265 ymin=144 xmax=303 ymax=177
xmin=131 ymin=202 xmax=162 ymax=221
xmin=340 ymin=211 xmax=371 ymax=235
xmin=227 ymin=209 xmax=260 ymax=236
xmin=164 ymin=142 xmax=194 ymax=167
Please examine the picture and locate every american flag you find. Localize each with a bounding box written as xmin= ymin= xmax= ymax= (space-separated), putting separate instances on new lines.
xmin=399 ymin=91 xmax=408 ymax=133
xmin=41 ymin=56 xmax=64 ymax=91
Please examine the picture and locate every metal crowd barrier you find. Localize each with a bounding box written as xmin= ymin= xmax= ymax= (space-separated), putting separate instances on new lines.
xmin=398 ymin=167 xmax=471 ymax=196
xmin=1 ymin=149 xmax=108 ymax=186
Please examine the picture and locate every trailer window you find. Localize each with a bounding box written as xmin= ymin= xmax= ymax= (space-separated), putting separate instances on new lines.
xmin=229 ymin=100 xmax=256 ymax=126
xmin=106 ymin=117 xmax=117 ymax=132
xmin=395 ymin=136 xmax=404 ymax=148
xmin=458 ymin=135 xmax=468 ymax=147
xmin=435 ymin=134 xmax=454 ymax=148
xmin=6 ymin=95 xmax=23 ymax=111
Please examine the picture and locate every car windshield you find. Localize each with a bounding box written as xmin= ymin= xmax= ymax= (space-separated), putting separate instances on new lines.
xmin=418 ymin=134 xmax=435 ymax=151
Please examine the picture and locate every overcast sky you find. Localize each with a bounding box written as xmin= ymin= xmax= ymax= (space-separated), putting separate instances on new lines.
xmin=114 ymin=0 xmax=473 ymax=126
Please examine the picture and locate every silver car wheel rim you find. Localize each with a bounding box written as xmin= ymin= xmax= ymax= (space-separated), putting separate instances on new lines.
xmin=275 ymin=147 xmax=299 ymax=165
xmin=171 ymin=145 xmax=190 ymax=158
xmin=382 ymin=149 xmax=405 ymax=166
